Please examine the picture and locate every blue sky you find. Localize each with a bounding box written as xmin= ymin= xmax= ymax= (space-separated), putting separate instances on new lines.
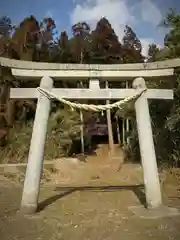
xmin=0 ymin=0 xmax=180 ymax=56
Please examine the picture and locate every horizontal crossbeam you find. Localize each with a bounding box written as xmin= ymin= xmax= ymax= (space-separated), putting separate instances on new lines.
xmin=0 ymin=56 xmax=180 ymax=70
xmin=10 ymin=88 xmax=174 ymax=100
xmin=11 ymin=68 xmax=174 ymax=80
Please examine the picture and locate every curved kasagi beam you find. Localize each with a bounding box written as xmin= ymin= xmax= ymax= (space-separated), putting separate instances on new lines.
xmin=0 ymin=56 xmax=180 ymax=70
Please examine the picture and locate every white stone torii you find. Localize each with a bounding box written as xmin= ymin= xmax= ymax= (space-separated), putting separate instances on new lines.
xmin=2 ymin=56 xmax=176 ymax=214
xmin=10 ymin=82 xmax=173 ymax=214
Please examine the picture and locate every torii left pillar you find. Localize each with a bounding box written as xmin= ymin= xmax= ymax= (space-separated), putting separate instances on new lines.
xmin=20 ymin=76 xmax=53 ymax=214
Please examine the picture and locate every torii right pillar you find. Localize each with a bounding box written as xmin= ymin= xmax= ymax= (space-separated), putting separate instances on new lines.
xmin=133 ymin=77 xmax=162 ymax=209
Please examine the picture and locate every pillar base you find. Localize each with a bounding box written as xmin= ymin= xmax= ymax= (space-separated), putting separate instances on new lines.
xmin=20 ymin=203 xmax=37 ymax=215
xmin=128 ymin=205 xmax=180 ymax=219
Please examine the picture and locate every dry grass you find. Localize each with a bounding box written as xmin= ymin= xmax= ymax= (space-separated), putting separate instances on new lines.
xmin=0 ymin=108 xmax=81 ymax=164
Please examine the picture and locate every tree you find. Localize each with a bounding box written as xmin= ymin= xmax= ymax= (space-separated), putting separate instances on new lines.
xmin=90 ymin=17 xmax=122 ymax=63
xmin=128 ymin=9 xmax=180 ymax=167
xmin=37 ymin=17 xmax=57 ymax=62
xmin=0 ymin=16 xmax=14 ymax=37
xmin=122 ymin=25 xmax=142 ymax=52
xmin=163 ymin=8 xmax=180 ymax=58
xmin=121 ymin=25 xmax=144 ymax=63
xmin=148 ymin=43 xmax=160 ymax=61
xmin=148 ymin=44 xmax=170 ymax=62
xmin=0 ymin=16 xmax=14 ymax=57
xmin=69 ymin=21 xmax=91 ymax=63
xmin=160 ymin=9 xmax=180 ymax=166
xmin=51 ymin=31 xmax=70 ymax=63
xmin=7 ymin=15 xmax=40 ymax=60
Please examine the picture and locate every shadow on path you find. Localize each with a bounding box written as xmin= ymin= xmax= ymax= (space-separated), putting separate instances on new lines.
xmin=37 ymin=184 xmax=146 ymax=212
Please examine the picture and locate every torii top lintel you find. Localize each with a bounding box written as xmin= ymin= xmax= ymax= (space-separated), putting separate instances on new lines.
xmin=1 ymin=57 xmax=180 ymax=80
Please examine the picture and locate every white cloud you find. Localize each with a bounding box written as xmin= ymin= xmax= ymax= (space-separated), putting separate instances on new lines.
xmin=70 ymin=0 xmax=135 ymax=40
xmin=141 ymin=0 xmax=162 ymax=26
xmin=70 ymin=0 xmax=163 ymax=56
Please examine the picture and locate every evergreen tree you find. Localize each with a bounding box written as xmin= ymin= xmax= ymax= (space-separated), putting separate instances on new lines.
xmin=163 ymin=8 xmax=180 ymax=58
xmin=148 ymin=43 xmax=160 ymax=62
xmin=90 ymin=17 xmax=122 ymax=63
xmin=122 ymin=25 xmax=144 ymax=63
xmin=0 ymin=16 xmax=14 ymax=37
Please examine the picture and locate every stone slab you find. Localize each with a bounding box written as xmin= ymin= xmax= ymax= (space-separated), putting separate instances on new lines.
xmin=129 ymin=205 xmax=180 ymax=219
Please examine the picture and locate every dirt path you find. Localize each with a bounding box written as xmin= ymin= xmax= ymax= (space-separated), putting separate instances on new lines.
xmin=0 ymin=145 xmax=180 ymax=240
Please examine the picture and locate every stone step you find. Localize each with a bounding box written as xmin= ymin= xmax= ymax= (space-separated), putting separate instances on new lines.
xmin=95 ymin=144 xmax=121 ymax=158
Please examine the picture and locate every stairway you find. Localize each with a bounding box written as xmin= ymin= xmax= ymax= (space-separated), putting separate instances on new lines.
xmin=95 ymin=144 xmax=110 ymax=157
xmin=94 ymin=143 xmax=122 ymax=159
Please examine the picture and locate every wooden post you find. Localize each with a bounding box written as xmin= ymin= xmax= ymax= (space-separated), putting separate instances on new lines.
xmin=133 ymin=77 xmax=162 ymax=208
xmin=122 ymin=119 xmax=125 ymax=145
xmin=116 ymin=116 xmax=121 ymax=145
xmin=105 ymin=80 xmax=114 ymax=154
xmin=21 ymin=76 xmax=53 ymax=214
xmin=80 ymin=108 xmax=84 ymax=154
xmin=126 ymin=81 xmax=130 ymax=146
xmin=77 ymin=81 xmax=85 ymax=154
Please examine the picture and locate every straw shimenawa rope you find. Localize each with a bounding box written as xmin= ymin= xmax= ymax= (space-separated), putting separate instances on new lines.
xmin=37 ymin=87 xmax=147 ymax=112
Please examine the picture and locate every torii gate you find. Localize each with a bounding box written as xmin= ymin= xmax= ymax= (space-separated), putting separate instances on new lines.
xmin=0 ymin=57 xmax=177 ymax=214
